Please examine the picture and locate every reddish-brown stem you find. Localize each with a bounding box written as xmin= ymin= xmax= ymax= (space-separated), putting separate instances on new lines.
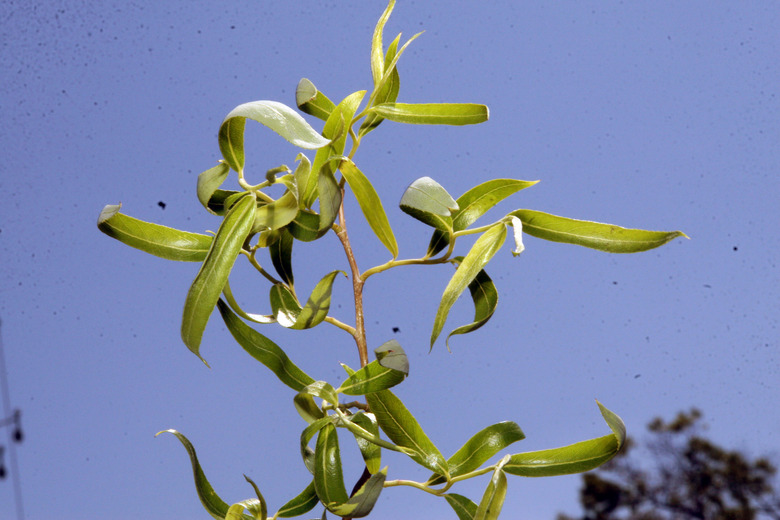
xmin=335 ymin=190 xmax=369 ymax=368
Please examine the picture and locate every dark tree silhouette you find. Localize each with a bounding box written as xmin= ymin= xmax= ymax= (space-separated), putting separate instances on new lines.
xmin=558 ymin=409 xmax=780 ymax=520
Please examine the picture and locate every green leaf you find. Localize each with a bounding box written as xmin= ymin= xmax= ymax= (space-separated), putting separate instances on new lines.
xmin=360 ymin=32 xmax=401 ymax=137
xmin=219 ymin=101 xmax=331 ymax=172
xmin=227 ymin=500 xmax=264 ymax=520
xmin=399 ymin=177 xmax=458 ymax=231
xmin=242 ymin=475 xmax=268 ymax=520
xmin=97 ymin=204 xmax=212 ymax=262
xmin=503 ymin=402 xmax=626 ymax=477
xmin=364 ymin=389 xmax=448 ymax=475
xmin=182 ymin=193 xmax=256 ymax=364
xmin=222 ymin=280 xmax=275 ymax=324
xmin=370 ymin=0 xmax=395 ymax=86
xmin=314 ymin=424 xmax=350 ymax=511
xmin=293 ymin=154 xmax=313 ymax=209
xmin=330 ymin=468 xmax=387 ymax=518
xmin=337 ymin=360 xmax=406 ymax=396
xmin=301 ymin=417 xmax=333 ymax=475
xmin=431 ymin=223 xmax=506 ymax=349
xmin=269 ymin=229 xmax=294 ymax=287
xmin=429 ymin=421 xmax=525 ymax=486
xmin=197 ymin=163 xmax=232 ymax=215
xmin=317 ymin=164 xmax=342 ymax=234
xmin=445 ymin=261 xmax=498 ymax=349
xmin=445 ymin=494 xmax=478 ymax=520
xmin=374 ymin=339 xmax=409 ymax=375
xmin=368 ymin=102 xmax=489 ymax=126
xmin=276 ymin=480 xmax=319 ymax=518
xmin=509 ymin=209 xmax=688 ymax=253
xmin=296 ymin=78 xmax=336 ymax=122
xmin=253 ymin=190 xmax=299 ymax=232
xmin=428 ymin=179 xmax=538 ymax=256
xmin=339 ymin=158 xmax=399 ymax=258
xmin=304 ymin=91 xmax=366 ymax=207
xmin=294 ymin=393 xmax=325 ymax=424
xmin=474 ymin=464 xmax=508 ymax=520
xmin=287 ymin=210 xmax=324 ymax=242
xmin=217 ymin=300 xmax=315 ymax=391
xmin=156 ymin=430 xmax=238 ymax=520
xmin=349 ymin=412 xmax=382 ymax=474
xmin=300 ymin=381 xmax=340 ymax=408
xmin=270 ymin=270 xmax=344 ymax=329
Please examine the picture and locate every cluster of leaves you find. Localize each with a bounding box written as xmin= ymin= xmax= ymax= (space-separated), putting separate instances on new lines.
xmin=558 ymin=409 xmax=780 ymax=520
xmin=98 ymin=1 xmax=685 ymax=518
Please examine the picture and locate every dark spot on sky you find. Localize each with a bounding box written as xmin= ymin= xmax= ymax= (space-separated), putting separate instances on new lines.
xmin=158 ymin=201 xmax=166 ymax=209
xmin=733 ymin=246 xmax=738 ymax=251
xmin=392 ymin=327 xmax=400 ymax=333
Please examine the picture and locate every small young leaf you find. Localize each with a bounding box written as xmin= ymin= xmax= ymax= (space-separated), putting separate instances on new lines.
xmin=314 ymin=424 xmax=350 ymax=510
xmin=428 ymin=421 xmax=525 ymax=486
xmin=156 ymin=430 xmax=232 ymax=519
xmin=270 ymin=271 xmax=344 ymax=330
xmin=399 ymin=177 xmax=458 ymax=231
xmin=300 ymin=381 xmax=340 ymax=408
xmin=374 ymin=339 xmax=409 ymax=375
xmin=219 ymin=101 xmax=331 ymax=172
xmin=197 ymin=162 xmax=231 ymax=214
xmin=304 ymin=91 xmax=366 ymax=207
xmin=361 ymin=33 xmax=402 ymax=137
xmin=445 ymin=262 xmax=498 ymax=349
xmin=276 ymin=480 xmax=319 ymax=518
xmin=337 ymin=360 xmax=406 ymax=396
xmin=369 ymin=102 xmax=489 ymax=126
xmin=431 ymin=223 xmax=506 ymax=349
xmin=509 ymin=209 xmax=688 ymax=253
xmin=364 ymin=389 xmax=448 ymax=476
xmin=370 ymin=0 xmax=396 ymax=86
xmin=339 ymin=158 xmax=399 ymax=258
xmin=503 ymin=402 xmax=626 ymax=477
xmin=182 ymin=193 xmax=256 ymax=364
xmin=296 ymin=78 xmax=336 ymax=122
xmin=428 ymin=179 xmax=538 ymax=256
xmin=98 ymin=204 xmax=212 ymax=262
xmin=317 ymin=164 xmax=342 ymax=234
xmin=445 ymin=494 xmax=478 ymax=520
xmin=253 ymin=190 xmax=299 ymax=232
xmin=269 ymin=229 xmax=294 ymax=287
xmin=293 ymin=154 xmax=313 ymax=209
xmin=217 ymin=300 xmax=315 ymax=391
xmin=474 ymin=466 xmax=508 ymax=520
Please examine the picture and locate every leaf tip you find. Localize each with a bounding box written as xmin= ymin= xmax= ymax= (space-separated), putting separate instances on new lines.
xmin=97 ymin=203 xmax=121 ymax=226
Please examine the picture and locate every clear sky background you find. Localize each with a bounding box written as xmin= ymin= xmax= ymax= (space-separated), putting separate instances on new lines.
xmin=1 ymin=1 xmax=778 ymax=519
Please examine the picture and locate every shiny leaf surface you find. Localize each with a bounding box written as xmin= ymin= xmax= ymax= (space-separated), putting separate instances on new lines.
xmin=339 ymin=158 xmax=398 ymax=258
xmin=509 ymin=209 xmax=687 ymax=253
xmin=197 ymin=162 xmax=231 ymax=215
xmin=337 ymin=360 xmax=406 ymax=396
xmin=374 ymin=339 xmax=409 ymax=375
xmin=369 ymin=102 xmax=489 ymax=126
xmin=98 ymin=204 xmax=212 ymax=262
xmin=399 ymin=176 xmax=458 ymax=231
xmin=182 ymin=193 xmax=255 ymax=364
xmin=217 ymin=300 xmax=315 ymax=391
xmin=431 ymin=223 xmax=506 ymax=349
xmin=296 ymin=78 xmax=336 ymax=122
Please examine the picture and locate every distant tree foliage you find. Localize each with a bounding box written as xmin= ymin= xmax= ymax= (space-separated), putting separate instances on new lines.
xmin=558 ymin=409 xmax=780 ymax=520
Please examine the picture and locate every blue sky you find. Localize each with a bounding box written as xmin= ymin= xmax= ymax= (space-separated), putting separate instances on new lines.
xmin=1 ymin=1 xmax=778 ymax=519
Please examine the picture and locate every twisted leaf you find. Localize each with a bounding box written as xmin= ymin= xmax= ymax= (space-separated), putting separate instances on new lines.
xmin=197 ymin=162 xmax=232 ymax=215
xmin=270 ymin=271 xmax=344 ymax=329
xmin=445 ymin=259 xmax=498 ymax=349
xmin=399 ymin=176 xmax=458 ymax=231
xmin=296 ymin=78 xmax=336 ymax=122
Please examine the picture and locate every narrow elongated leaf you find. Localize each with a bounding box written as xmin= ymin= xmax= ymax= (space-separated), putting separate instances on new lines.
xmin=219 ymin=101 xmax=331 ymax=172
xmin=222 ymin=281 xmax=275 ymax=324
xmin=98 ymin=204 xmax=212 ymax=262
xmin=253 ymin=190 xmax=299 ymax=232
xmin=276 ymin=480 xmax=319 ymax=518
xmin=360 ymin=32 xmax=401 ymax=137
xmin=300 ymin=381 xmax=340 ymax=408
xmin=369 ymin=103 xmax=488 ymax=126
xmin=431 ymin=223 xmax=506 ymax=349
xmin=305 ymin=91 xmax=366 ymax=207
xmin=293 ymin=154 xmax=313 ymax=209
xmin=504 ymin=402 xmax=626 ymax=477
xmin=270 ymin=271 xmax=343 ymax=329
xmin=269 ymin=229 xmax=294 ymax=287
xmin=314 ymin=424 xmax=350 ymax=510
xmin=364 ymin=389 xmax=448 ymax=475
xmin=370 ymin=0 xmax=395 ymax=85
xmin=429 ymin=421 xmax=525 ymax=485
xmin=429 ymin=179 xmax=538 ymax=256
xmin=317 ymin=165 xmax=342 ymax=233
xmin=217 ymin=300 xmax=315 ymax=391
xmin=338 ymin=360 xmax=406 ymax=396
xmin=242 ymin=476 xmax=267 ymax=520
xmin=197 ymin=163 xmax=232 ymax=214
xmin=182 ymin=193 xmax=255 ymax=364
xmin=339 ymin=158 xmax=399 ymax=258
xmin=445 ymin=261 xmax=498 ymax=349
xmin=157 ymin=430 xmax=238 ymax=520
xmin=296 ymin=78 xmax=336 ymax=122
xmin=445 ymin=494 xmax=478 ymax=520
xmin=399 ymin=176 xmax=458 ymax=231
xmin=474 ymin=466 xmax=508 ymax=520
xmin=329 ymin=468 xmax=387 ymax=518
xmin=301 ymin=417 xmax=334 ymax=474
xmin=350 ymin=412 xmax=381 ymax=474
xmin=509 ymin=209 xmax=687 ymax=253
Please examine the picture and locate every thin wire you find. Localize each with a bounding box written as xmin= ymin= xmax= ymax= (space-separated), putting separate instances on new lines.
xmin=0 ymin=318 xmax=25 ymax=520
